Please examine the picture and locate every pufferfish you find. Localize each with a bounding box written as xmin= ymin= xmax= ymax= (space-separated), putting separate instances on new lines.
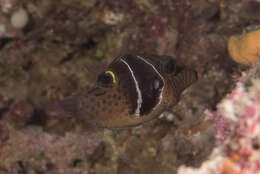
xmin=60 ymin=54 xmax=197 ymax=129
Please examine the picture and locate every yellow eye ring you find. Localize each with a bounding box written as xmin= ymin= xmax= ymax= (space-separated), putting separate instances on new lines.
xmin=105 ymin=70 xmax=116 ymax=84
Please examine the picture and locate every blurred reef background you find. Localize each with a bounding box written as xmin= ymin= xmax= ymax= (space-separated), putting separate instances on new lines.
xmin=0 ymin=0 xmax=260 ymax=174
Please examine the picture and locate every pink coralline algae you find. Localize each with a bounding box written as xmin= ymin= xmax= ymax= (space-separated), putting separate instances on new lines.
xmin=204 ymin=110 xmax=231 ymax=145
xmin=177 ymin=75 xmax=260 ymax=174
xmin=8 ymin=100 xmax=34 ymax=127
xmin=0 ymin=123 xmax=102 ymax=173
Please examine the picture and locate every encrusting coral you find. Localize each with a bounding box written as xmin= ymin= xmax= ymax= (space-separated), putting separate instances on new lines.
xmin=228 ymin=29 xmax=260 ymax=66
xmin=177 ymin=65 xmax=260 ymax=174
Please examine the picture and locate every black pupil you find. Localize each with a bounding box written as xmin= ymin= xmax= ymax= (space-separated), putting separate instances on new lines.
xmin=97 ymin=72 xmax=113 ymax=86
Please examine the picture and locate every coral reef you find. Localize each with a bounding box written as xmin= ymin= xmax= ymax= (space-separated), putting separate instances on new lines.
xmin=178 ymin=64 xmax=260 ymax=174
xmin=0 ymin=0 xmax=260 ymax=173
xmin=0 ymin=122 xmax=103 ymax=174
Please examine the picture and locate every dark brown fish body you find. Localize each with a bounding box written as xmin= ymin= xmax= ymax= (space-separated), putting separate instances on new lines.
xmin=60 ymin=54 xmax=197 ymax=129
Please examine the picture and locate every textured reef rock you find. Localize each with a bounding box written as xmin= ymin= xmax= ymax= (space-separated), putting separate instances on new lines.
xmin=0 ymin=0 xmax=260 ymax=173
xmin=0 ymin=123 xmax=103 ymax=174
xmin=178 ymin=64 xmax=260 ymax=174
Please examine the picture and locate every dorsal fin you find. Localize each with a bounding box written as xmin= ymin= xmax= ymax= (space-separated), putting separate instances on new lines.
xmin=170 ymin=69 xmax=198 ymax=96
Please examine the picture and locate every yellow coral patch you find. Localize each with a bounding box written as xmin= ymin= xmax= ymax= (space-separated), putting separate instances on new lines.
xmin=228 ymin=29 xmax=260 ymax=66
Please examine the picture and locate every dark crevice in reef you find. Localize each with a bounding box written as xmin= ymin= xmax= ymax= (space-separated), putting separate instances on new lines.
xmin=59 ymin=52 xmax=75 ymax=64
xmin=22 ymin=60 xmax=34 ymax=71
xmin=58 ymin=38 xmax=97 ymax=64
xmin=0 ymin=38 xmax=13 ymax=49
xmin=80 ymin=38 xmax=97 ymax=50
xmin=17 ymin=161 xmax=27 ymax=174
xmin=28 ymin=108 xmax=47 ymax=126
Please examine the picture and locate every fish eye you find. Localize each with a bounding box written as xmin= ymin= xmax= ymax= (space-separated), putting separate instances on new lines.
xmin=97 ymin=71 xmax=116 ymax=87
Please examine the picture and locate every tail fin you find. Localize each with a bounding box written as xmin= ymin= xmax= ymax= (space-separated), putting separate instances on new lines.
xmin=170 ymin=69 xmax=198 ymax=95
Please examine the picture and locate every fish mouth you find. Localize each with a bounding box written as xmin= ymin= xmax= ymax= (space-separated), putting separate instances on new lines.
xmin=59 ymin=87 xmax=108 ymax=115
xmin=86 ymin=87 xmax=107 ymax=97
xmin=59 ymin=95 xmax=79 ymax=115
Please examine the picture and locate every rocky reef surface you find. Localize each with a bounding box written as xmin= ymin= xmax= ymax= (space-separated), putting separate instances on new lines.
xmin=0 ymin=0 xmax=260 ymax=173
